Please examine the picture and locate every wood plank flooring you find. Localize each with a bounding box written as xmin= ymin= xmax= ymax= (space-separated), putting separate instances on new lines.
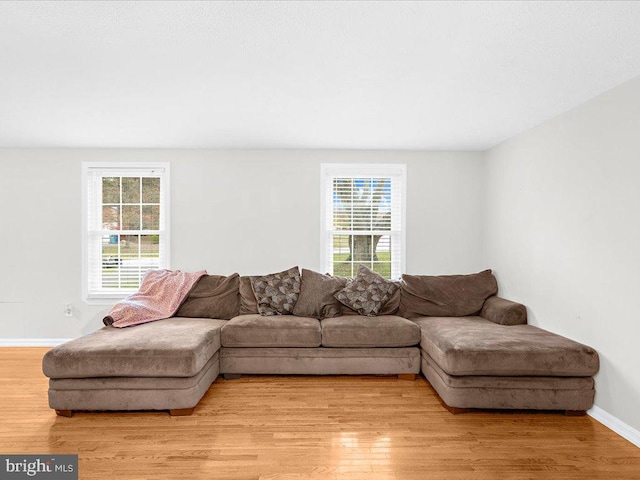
xmin=1 ymin=347 xmax=638 ymax=480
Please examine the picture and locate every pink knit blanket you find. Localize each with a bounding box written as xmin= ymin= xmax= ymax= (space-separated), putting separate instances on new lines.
xmin=103 ymin=269 xmax=206 ymax=328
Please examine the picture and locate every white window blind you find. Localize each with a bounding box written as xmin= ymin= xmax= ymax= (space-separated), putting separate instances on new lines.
xmin=83 ymin=163 xmax=170 ymax=300
xmin=321 ymin=164 xmax=406 ymax=280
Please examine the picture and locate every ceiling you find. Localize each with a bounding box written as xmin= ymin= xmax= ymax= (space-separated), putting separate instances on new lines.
xmin=1 ymin=1 xmax=640 ymax=150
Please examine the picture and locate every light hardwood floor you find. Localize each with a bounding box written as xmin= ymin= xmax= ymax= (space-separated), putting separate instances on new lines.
xmin=1 ymin=348 xmax=638 ymax=480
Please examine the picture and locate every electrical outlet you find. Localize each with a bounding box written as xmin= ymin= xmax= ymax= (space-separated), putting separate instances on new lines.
xmin=64 ymin=303 xmax=73 ymax=317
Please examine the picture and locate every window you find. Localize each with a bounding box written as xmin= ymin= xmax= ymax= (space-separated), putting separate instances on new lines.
xmin=83 ymin=163 xmax=170 ymax=301
xmin=321 ymin=164 xmax=406 ymax=280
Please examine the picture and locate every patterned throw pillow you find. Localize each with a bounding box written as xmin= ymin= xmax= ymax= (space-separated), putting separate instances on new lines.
xmin=334 ymin=265 xmax=399 ymax=316
xmin=251 ymin=266 xmax=301 ymax=316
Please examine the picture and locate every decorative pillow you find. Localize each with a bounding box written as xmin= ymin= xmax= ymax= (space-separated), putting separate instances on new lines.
xmin=334 ymin=265 xmax=399 ymax=317
xmin=251 ymin=266 xmax=301 ymax=316
xmin=398 ymin=269 xmax=498 ymax=318
xmin=293 ymin=269 xmax=347 ymax=319
xmin=239 ymin=276 xmax=259 ymax=315
xmin=341 ymin=282 xmax=400 ymax=316
xmin=175 ymin=273 xmax=240 ymax=320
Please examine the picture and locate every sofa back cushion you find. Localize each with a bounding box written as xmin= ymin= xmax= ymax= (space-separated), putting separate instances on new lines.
xmin=293 ymin=269 xmax=347 ymax=319
xmin=239 ymin=276 xmax=259 ymax=315
xmin=399 ymin=269 xmax=498 ymax=318
xmin=175 ymin=273 xmax=240 ymax=320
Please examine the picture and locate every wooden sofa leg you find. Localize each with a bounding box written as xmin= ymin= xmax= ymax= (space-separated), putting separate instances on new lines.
xmin=169 ymin=408 xmax=195 ymax=416
xmin=565 ymin=410 xmax=587 ymax=416
xmin=398 ymin=374 xmax=416 ymax=381
xmin=55 ymin=409 xmax=73 ymax=417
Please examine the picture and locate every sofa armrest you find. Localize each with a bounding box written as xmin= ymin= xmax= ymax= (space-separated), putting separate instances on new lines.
xmin=480 ymin=296 xmax=527 ymax=325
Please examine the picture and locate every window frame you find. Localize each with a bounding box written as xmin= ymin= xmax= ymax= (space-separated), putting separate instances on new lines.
xmin=320 ymin=163 xmax=407 ymax=280
xmin=81 ymin=162 xmax=171 ymax=304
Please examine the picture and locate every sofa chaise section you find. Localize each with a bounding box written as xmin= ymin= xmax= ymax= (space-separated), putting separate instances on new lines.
xmin=43 ymin=318 xmax=227 ymax=416
xmin=414 ymin=316 xmax=599 ymax=413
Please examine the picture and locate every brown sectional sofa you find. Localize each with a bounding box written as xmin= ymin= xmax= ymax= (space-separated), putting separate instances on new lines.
xmin=42 ymin=269 xmax=599 ymax=417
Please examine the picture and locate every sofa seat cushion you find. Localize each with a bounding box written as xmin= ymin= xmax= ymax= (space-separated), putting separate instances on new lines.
xmin=43 ymin=318 xmax=227 ymax=379
xmin=414 ymin=316 xmax=599 ymax=377
xmin=321 ymin=315 xmax=420 ymax=348
xmin=221 ymin=314 xmax=321 ymax=347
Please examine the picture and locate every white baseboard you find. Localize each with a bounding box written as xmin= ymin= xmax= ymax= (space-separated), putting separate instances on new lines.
xmin=0 ymin=338 xmax=72 ymax=347
xmin=589 ymin=405 xmax=640 ymax=448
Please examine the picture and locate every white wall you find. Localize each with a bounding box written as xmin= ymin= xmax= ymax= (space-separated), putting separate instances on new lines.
xmin=0 ymin=149 xmax=485 ymax=340
xmin=484 ymin=76 xmax=640 ymax=431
